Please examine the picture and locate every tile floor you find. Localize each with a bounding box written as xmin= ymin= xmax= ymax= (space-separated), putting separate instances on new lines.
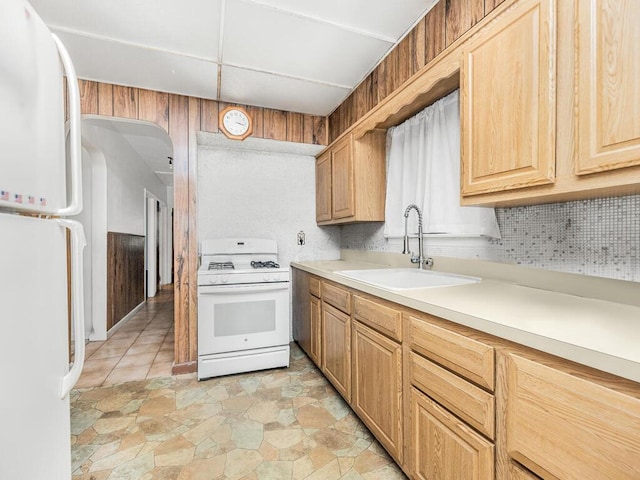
xmin=70 ymin=343 xmax=408 ymax=480
xmin=77 ymin=288 xmax=175 ymax=389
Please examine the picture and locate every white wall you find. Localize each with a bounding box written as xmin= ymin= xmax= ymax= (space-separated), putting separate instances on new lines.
xmin=82 ymin=122 xmax=167 ymax=235
xmin=197 ymin=133 xmax=341 ymax=264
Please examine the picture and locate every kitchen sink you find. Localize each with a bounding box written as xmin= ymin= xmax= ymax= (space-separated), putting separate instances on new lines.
xmin=334 ymin=268 xmax=481 ymax=291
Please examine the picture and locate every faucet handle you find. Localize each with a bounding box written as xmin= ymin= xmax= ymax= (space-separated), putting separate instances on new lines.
xmin=410 ymin=252 xmax=420 ymax=264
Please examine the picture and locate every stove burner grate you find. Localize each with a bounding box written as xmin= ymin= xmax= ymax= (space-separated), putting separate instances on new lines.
xmin=251 ymin=260 xmax=280 ymax=269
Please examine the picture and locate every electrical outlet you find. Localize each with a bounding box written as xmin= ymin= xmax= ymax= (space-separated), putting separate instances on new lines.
xmin=297 ymin=231 xmax=305 ymax=245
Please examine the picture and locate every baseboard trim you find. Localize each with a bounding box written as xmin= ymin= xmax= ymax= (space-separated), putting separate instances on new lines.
xmin=172 ymin=361 xmax=197 ymax=375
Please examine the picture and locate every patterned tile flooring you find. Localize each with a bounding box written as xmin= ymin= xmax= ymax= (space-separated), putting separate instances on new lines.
xmin=70 ymin=343 xmax=408 ymax=479
xmin=77 ymin=288 xmax=175 ymax=389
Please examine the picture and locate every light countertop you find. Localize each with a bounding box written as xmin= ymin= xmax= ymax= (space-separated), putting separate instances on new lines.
xmin=291 ymin=254 xmax=640 ymax=383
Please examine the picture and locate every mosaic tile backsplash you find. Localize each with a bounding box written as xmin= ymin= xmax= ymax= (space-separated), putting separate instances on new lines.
xmin=341 ymin=195 xmax=640 ymax=282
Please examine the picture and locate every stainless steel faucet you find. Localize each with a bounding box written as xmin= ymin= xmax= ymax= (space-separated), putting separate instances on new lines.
xmin=403 ymin=204 xmax=433 ymax=269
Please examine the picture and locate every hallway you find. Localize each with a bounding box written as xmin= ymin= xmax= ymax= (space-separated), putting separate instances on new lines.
xmin=76 ymin=288 xmax=175 ymax=388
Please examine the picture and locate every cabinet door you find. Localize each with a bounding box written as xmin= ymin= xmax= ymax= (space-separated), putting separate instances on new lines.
xmin=352 ymin=321 xmax=403 ymax=463
xmin=309 ymin=294 xmax=322 ymax=366
xmin=316 ymin=151 xmax=332 ymax=222
xmin=461 ymin=0 xmax=556 ymax=196
xmin=410 ymin=388 xmax=494 ymax=480
xmin=505 ymin=353 xmax=640 ymax=479
xmin=331 ymin=136 xmax=355 ymax=219
xmin=322 ymin=303 xmax=351 ymax=401
xmin=576 ymin=0 xmax=640 ymax=174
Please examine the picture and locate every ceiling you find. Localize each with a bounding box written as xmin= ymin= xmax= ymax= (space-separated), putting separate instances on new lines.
xmin=30 ymin=0 xmax=437 ymax=116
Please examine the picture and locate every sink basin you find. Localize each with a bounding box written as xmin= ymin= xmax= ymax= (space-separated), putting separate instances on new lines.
xmin=334 ymin=268 xmax=481 ymax=291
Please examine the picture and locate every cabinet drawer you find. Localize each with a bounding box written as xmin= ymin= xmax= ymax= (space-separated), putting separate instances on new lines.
xmin=411 ymin=352 xmax=494 ymax=439
xmin=322 ymin=282 xmax=351 ymax=314
xmin=353 ymin=295 xmax=402 ymax=341
xmin=309 ymin=276 xmax=321 ymax=298
xmin=506 ymin=353 xmax=640 ymax=479
xmin=408 ymin=315 xmax=494 ymax=391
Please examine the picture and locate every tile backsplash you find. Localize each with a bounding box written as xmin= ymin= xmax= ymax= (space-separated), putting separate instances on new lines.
xmin=341 ymin=195 xmax=640 ymax=282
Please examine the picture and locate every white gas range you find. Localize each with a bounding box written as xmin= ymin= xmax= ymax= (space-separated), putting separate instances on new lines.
xmin=197 ymin=238 xmax=290 ymax=380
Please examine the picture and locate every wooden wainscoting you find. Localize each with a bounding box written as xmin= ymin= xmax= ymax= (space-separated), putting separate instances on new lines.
xmin=107 ymin=232 xmax=145 ymax=330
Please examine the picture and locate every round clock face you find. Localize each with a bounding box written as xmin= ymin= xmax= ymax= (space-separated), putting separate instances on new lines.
xmin=222 ymin=109 xmax=250 ymax=136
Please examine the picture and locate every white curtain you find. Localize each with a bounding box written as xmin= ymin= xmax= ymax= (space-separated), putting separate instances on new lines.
xmin=383 ymin=90 xmax=501 ymax=239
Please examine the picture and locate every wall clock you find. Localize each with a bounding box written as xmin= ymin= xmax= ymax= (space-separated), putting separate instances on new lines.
xmin=219 ymin=105 xmax=253 ymax=140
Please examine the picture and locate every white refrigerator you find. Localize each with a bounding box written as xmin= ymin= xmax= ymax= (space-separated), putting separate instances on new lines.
xmin=0 ymin=1 xmax=86 ymax=478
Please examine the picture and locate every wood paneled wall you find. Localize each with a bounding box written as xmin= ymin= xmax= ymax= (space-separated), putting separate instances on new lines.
xmin=328 ymin=0 xmax=506 ymax=142
xmin=73 ymin=80 xmax=327 ymax=372
xmin=107 ymin=232 xmax=145 ymax=330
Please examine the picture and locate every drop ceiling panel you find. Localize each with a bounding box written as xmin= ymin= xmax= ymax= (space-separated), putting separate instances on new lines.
xmin=54 ymin=30 xmax=219 ymax=100
xmin=224 ymin=1 xmax=392 ymax=87
xmin=244 ymin=0 xmax=437 ymax=40
xmin=221 ymin=65 xmax=350 ymax=116
xmin=29 ymin=0 xmax=222 ymax=60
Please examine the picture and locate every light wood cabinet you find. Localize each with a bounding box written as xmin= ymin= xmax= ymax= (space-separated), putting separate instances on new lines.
xmin=408 ymin=314 xmax=495 ymax=391
xmin=576 ymin=0 xmax=640 ymax=175
xmin=322 ymin=303 xmax=351 ymax=401
xmin=315 ymin=151 xmax=332 ymax=222
xmin=352 ymin=320 xmax=403 ymax=463
xmin=503 ymin=351 xmax=640 ymax=479
xmin=410 ymin=387 xmax=494 ymax=480
xmin=410 ymin=352 xmax=494 ymax=439
xmin=353 ymin=295 xmax=402 ymax=342
xmin=331 ymin=136 xmax=355 ymax=219
xmin=322 ymin=282 xmax=351 ymax=314
xmin=460 ymin=0 xmax=556 ymax=196
xmin=293 ymin=270 xmax=640 ymax=480
xmin=315 ymin=130 xmax=386 ymax=225
xmin=460 ymin=0 xmax=640 ymax=206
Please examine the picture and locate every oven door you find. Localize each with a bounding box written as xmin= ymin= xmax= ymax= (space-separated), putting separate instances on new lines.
xmin=198 ymin=282 xmax=290 ymax=355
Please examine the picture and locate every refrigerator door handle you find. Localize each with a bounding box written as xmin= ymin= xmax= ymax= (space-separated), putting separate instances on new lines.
xmin=52 ymin=34 xmax=82 ymax=217
xmin=57 ymin=219 xmax=87 ymax=399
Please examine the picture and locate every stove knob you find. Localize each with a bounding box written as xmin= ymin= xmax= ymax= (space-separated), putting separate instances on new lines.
xmin=221 ymin=276 xmax=229 ymax=284
xmin=263 ymin=274 xmax=270 ymax=282
xmin=209 ymin=277 xmax=218 ymax=285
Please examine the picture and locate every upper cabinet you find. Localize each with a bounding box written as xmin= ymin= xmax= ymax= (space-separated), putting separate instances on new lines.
xmin=460 ymin=0 xmax=556 ymax=196
xmin=460 ymin=0 xmax=640 ymax=206
xmin=315 ymin=130 xmax=386 ymax=225
xmin=331 ymin=137 xmax=355 ymax=219
xmin=576 ymin=0 xmax=640 ymax=175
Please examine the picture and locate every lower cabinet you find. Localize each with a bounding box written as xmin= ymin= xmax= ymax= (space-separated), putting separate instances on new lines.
xmin=504 ymin=352 xmax=640 ymax=479
xmin=292 ymin=267 xmax=640 ymax=480
xmin=410 ymin=388 xmax=494 ymax=480
xmin=322 ymin=302 xmax=351 ymax=401
xmin=352 ymin=320 xmax=403 ymax=463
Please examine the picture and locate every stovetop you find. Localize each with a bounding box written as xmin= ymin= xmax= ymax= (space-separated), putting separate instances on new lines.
xmin=198 ymin=238 xmax=289 ymax=286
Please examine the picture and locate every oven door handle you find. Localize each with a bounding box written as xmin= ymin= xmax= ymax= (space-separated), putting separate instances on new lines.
xmin=198 ymin=282 xmax=290 ymax=295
